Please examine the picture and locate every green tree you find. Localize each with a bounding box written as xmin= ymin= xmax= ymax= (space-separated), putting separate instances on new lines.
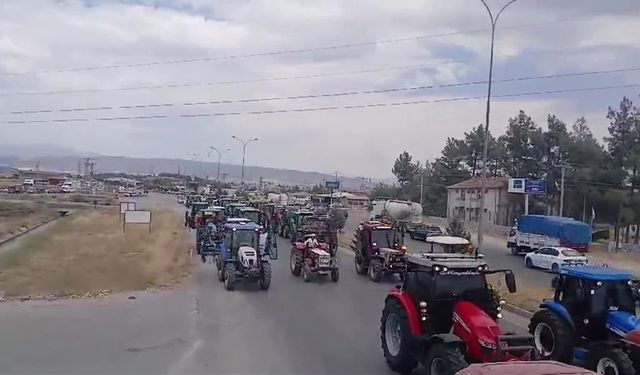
xmin=370 ymin=183 xmax=398 ymax=200
xmin=392 ymin=151 xmax=421 ymax=199
xmin=446 ymin=216 xmax=470 ymax=240
xmin=462 ymin=125 xmax=499 ymax=176
xmin=498 ymin=110 xmax=544 ymax=178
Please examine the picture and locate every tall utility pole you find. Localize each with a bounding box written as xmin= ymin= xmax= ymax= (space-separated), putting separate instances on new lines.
xmin=208 ymin=146 xmax=231 ymax=184
xmin=557 ymin=164 xmax=572 ymax=217
xmin=232 ymin=136 xmax=259 ymax=184
xmin=477 ymin=0 xmax=519 ymax=249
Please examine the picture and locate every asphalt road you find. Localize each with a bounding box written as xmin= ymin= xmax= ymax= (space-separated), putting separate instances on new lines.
xmin=343 ymin=210 xmax=556 ymax=291
xmin=0 ymin=194 xmax=525 ymax=374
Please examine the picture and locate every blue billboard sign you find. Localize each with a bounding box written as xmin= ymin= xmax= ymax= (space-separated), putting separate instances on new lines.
xmin=525 ymin=179 xmax=546 ymax=194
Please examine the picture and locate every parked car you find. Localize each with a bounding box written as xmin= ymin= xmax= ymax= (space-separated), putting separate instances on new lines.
xmin=409 ymin=224 xmax=444 ymax=241
xmin=524 ymin=246 xmax=588 ymax=272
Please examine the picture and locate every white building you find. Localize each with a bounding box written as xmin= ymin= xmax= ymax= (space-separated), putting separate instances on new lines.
xmin=446 ymin=177 xmax=515 ymax=226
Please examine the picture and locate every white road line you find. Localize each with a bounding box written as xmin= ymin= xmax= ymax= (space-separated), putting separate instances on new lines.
xmin=168 ymin=339 xmax=203 ymax=374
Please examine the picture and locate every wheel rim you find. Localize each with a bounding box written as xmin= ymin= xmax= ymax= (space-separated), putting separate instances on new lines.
xmin=597 ymin=357 xmax=619 ymax=375
xmin=552 ymin=264 xmax=559 ymax=271
xmin=369 ymin=263 xmax=375 ymax=278
xmin=384 ymin=313 xmax=402 ymax=357
xmin=430 ymin=357 xmax=445 ymax=375
xmin=355 ymin=256 xmax=362 ymax=272
xmin=526 ymin=258 xmax=532 ymax=266
xmin=533 ymin=322 xmax=555 ymax=357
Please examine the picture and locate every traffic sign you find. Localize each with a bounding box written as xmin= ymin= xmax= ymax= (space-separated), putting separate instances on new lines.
xmin=325 ymin=181 xmax=340 ymax=189
xmin=525 ymin=179 xmax=546 ymax=194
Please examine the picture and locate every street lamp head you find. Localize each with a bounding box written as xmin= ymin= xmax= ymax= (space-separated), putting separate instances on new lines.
xmin=253 ymin=138 xmax=259 ymax=141
xmin=232 ymin=136 xmax=238 ymax=139
xmin=225 ymin=148 xmax=231 ymax=151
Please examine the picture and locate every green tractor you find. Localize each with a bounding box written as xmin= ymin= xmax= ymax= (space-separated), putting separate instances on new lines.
xmin=237 ymin=207 xmax=262 ymax=224
xmin=283 ymin=210 xmax=315 ymax=243
xmin=225 ymin=202 xmax=246 ymax=218
xmin=186 ymin=202 xmax=209 ymax=229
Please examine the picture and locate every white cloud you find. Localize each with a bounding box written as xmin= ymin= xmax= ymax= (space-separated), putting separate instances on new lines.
xmin=0 ymin=0 xmax=639 ymax=177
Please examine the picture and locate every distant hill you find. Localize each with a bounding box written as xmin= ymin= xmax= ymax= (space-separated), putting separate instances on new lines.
xmin=3 ymin=154 xmax=377 ymax=190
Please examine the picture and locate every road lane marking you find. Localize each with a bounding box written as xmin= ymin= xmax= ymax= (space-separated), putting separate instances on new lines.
xmin=168 ymin=339 xmax=203 ymax=374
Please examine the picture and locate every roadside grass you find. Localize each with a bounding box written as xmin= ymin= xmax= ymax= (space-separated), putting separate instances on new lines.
xmin=487 ymin=274 xmax=551 ymax=312
xmin=0 ymin=201 xmax=59 ymax=241
xmin=0 ymin=209 xmax=192 ymax=298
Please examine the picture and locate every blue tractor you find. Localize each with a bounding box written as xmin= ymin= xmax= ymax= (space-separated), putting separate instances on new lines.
xmin=214 ymin=222 xmax=278 ymax=291
xmin=529 ymin=266 xmax=640 ymax=375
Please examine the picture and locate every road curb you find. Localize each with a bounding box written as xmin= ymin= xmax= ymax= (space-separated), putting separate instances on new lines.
xmin=503 ymin=303 xmax=534 ymax=318
xmin=0 ymin=215 xmax=63 ymax=247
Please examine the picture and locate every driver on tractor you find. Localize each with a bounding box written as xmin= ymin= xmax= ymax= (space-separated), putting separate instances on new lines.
xmin=304 ymin=233 xmax=319 ymax=249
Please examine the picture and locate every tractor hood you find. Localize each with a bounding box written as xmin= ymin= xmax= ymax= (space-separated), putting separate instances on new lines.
xmin=622 ymin=329 xmax=640 ymax=348
xmin=607 ymin=311 xmax=640 ymax=336
xmin=378 ymin=248 xmax=403 ymax=255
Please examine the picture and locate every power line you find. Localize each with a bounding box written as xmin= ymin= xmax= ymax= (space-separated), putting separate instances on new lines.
xmin=4 ymin=82 xmax=640 ymax=124
xmin=4 ymin=66 xmax=639 ymax=115
xmin=0 ymin=61 xmax=466 ymax=98
xmin=0 ymin=16 xmax=586 ymax=77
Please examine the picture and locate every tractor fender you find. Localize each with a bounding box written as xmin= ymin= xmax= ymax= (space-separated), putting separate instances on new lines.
xmin=422 ymin=333 xmax=465 ymax=347
xmin=386 ymin=291 xmax=421 ymax=336
xmin=540 ymin=300 xmax=575 ymax=329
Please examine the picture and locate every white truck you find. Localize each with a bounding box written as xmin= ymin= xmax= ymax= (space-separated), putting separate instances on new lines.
xmin=508 ymin=214 xmax=592 ymax=255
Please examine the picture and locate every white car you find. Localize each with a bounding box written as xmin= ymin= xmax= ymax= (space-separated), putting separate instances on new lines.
xmin=524 ymin=246 xmax=588 ymax=272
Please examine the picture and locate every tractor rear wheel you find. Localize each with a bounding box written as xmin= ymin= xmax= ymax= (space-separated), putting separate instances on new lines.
xmin=369 ymin=258 xmax=383 ymax=282
xmin=290 ymin=250 xmax=302 ymax=276
xmin=423 ymin=343 xmax=467 ymax=375
xmin=259 ymin=261 xmax=271 ymax=290
xmin=586 ymin=345 xmax=636 ymax=375
xmin=529 ymin=308 xmax=574 ymax=363
xmin=380 ymin=298 xmax=418 ymax=373
xmin=331 ymin=268 xmax=339 ymax=282
xmin=224 ymin=263 xmax=236 ymax=291
xmin=355 ymin=254 xmax=367 ymax=275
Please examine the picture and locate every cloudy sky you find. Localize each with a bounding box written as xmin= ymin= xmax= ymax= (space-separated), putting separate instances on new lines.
xmin=1 ymin=0 xmax=639 ymax=178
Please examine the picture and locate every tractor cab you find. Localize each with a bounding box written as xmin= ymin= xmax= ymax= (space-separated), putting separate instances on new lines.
xmin=284 ymin=210 xmax=314 ymax=242
xmin=531 ymin=266 xmax=640 ymax=375
xmin=424 ymin=236 xmax=473 ymax=254
xmin=215 ymin=222 xmax=277 ymax=291
xmin=226 ymin=203 xmax=246 ymax=218
xmin=237 ymin=207 xmax=261 ymax=224
xmin=188 ymin=202 xmax=210 ymax=228
xmin=352 ymin=221 xmax=407 ymax=282
xmin=380 ymin=252 xmax=532 ymax=375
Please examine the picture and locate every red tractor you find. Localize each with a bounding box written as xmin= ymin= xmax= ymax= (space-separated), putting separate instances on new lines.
xmin=380 ymin=253 xmax=536 ymax=375
xmin=290 ymin=234 xmax=339 ymax=282
xmin=351 ymin=221 xmax=407 ymax=282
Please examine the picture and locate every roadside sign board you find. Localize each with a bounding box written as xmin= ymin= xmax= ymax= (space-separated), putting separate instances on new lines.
xmin=508 ymin=178 xmax=525 ymax=193
xmin=525 ymin=179 xmax=546 ymax=194
xmin=120 ymin=201 xmax=136 ymax=214
xmin=508 ymin=178 xmax=546 ymax=194
xmin=123 ymin=210 xmax=152 ymax=232
xmin=325 ymin=181 xmax=340 ymax=190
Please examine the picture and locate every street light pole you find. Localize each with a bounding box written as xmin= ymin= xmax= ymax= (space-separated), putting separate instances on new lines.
xmin=232 ymin=136 xmax=259 ymax=184
xmin=477 ymin=0 xmax=518 ymax=250
xmin=208 ymin=147 xmax=231 ymax=184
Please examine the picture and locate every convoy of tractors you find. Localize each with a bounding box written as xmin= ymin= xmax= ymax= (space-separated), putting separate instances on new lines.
xmin=183 ymin=192 xmax=640 ymax=375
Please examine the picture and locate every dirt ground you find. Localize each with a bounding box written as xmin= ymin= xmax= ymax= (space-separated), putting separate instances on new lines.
xmin=0 ymin=209 xmax=192 ymax=298
xmin=0 ymin=201 xmax=59 ymax=242
xmin=486 ymin=274 xmax=550 ymax=312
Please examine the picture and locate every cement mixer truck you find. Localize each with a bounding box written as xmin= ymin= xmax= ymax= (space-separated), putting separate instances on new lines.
xmin=267 ymin=193 xmax=288 ymax=205
xmin=370 ymin=200 xmax=423 ymax=234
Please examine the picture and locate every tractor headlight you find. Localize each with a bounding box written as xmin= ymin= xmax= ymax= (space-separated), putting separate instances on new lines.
xmin=419 ymin=301 xmax=427 ymax=308
xmin=442 ymin=266 xmax=449 ymax=272
xmin=496 ymin=313 xmax=503 ymax=319
xmin=478 ymin=338 xmax=497 ymax=349
xmin=434 ymin=266 xmax=441 ymax=272
xmin=499 ymin=299 xmax=506 ymax=305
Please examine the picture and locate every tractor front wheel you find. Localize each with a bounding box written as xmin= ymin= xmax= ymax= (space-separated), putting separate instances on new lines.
xmin=331 ymin=268 xmax=339 ymax=282
xmin=215 ymin=256 xmax=224 ymax=282
xmin=586 ymin=346 xmax=636 ymax=375
xmin=224 ymin=263 xmax=236 ymax=291
xmin=259 ymin=261 xmax=271 ymax=290
xmin=529 ymin=308 xmax=574 ymax=363
xmin=355 ymin=254 xmax=367 ymax=275
xmin=423 ymin=343 xmax=467 ymax=375
xmin=302 ymin=264 xmax=312 ymax=282
xmin=369 ymin=258 xmax=383 ymax=282
xmin=290 ymin=250 xmax=302 ymax=276
xmin=380 ymin=298 xmax=418 ymax=373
